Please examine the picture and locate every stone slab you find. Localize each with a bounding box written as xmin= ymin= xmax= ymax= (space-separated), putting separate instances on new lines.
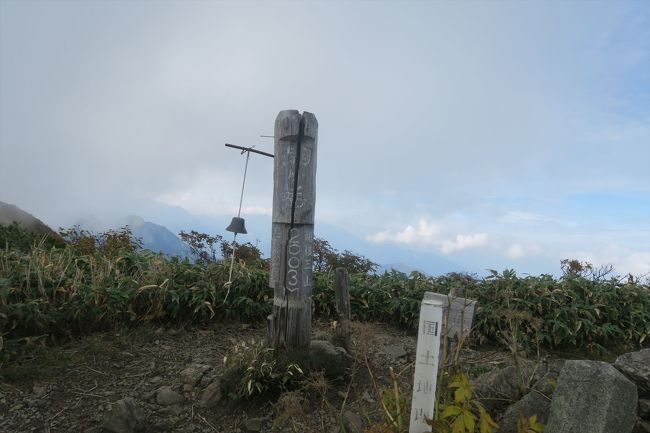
xmin=545 ymin=360 xmax=637 ymax=433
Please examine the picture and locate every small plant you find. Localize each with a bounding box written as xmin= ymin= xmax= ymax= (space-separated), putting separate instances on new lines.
xmin=59 ymin=225 xmax=142 ymax=256
xmin=375 ymin=367 xmax=409 ymax=432
xmin=1 ymin=222 xmax=64 ymax=251
xmin=220 ymin=339 xmax=306 ymax=400
xmin=272 ymin=390 xmax=310 ymax=431
xmin=178 ymin=230 xmax=223 ymax=265
xmin=517 ymin=414 xmax=544 ymax=433
xmin=428 ymin=373 xmax=498 ymax=433
xmin=362 ymin=344 xmax=410 ymax=433
xmin=2 ymin=224 xmax=650 ymax=366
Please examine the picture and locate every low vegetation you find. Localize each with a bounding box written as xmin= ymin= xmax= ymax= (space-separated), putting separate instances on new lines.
xmin=219 ymin=339 xmax=307 ymax=401
xmin=1 ymin=224 xmax=649 ymax=366
xmin=2 ymin=224 xmax=649 ymax=433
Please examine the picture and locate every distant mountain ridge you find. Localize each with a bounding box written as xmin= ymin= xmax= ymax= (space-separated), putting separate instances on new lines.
xmin=1 ymin=200 xmax=465 ymax=274
xmin=131 ymin=202 xmax=464 ymax=275
xmin=73 ymin=214 xmax=192 ymax=259
xmin=122 ymin=215 xmax=192 ymax=259
xmin=0 ymin=201 xmax=64 ymax=242
xmin=0 ymin=202 xmax=191 ymax=258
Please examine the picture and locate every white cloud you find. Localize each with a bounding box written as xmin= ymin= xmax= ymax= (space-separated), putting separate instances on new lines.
xmin=504 ymin=242 xmax=543 ymax=259
xmin=439 ymin=233 xmax=489 ymax=254
xmin=1 ymin=2 xmax=647 ymax=277
xmin=158 ymin=190 xmax=271 ymax=217
xmin=562 ymin=245 xmax=650 ymax=277
xmin=155 ymin=169 xmax=273 ymax=217
xmin=506 ymin=243 xmax=525 ymax=259
xmin=366 ymin=218 xmax=488 ymax=255
xmin=621 ymin=252 xmax=650 ymax=277
xmin=366 ymin=219 xmax=440 ymax=245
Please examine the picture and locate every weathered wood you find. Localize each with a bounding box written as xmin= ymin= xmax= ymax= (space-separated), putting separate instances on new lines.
xmin=267 ymin=110 xmax=318 ymax=350
xmin=269 ymin=223 xmax=314 ymax=291
xmin=333 ymin=268 xmax=351 ymax=320
xmin=271 ymin=111 xmax=317 ymax=225
xmin=423 ymin=292 xmax=477 ymax=340
xmin=333 ymin=267 xmax=352 ymax=350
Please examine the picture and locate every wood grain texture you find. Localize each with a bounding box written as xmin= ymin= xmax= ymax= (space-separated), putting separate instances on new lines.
xmin=268 ymin=110 xmax=317 ymax=350
xmin=334 ymin=268 xmax=351 ymax=320
xmin=422 ymin=292 xmax=477 ymax=340
xmin=271 ymin=110 xmax=317 ymax=225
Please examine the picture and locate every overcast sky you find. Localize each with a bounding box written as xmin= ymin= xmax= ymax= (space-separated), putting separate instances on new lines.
xmin=1 ymin=0 xmax=648 ymax=276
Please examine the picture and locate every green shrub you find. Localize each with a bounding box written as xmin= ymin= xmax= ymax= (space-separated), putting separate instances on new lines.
xmin=1 ymin=226 xmax=649 ymax=363
xmin=220 ymin=339 xmax=306 ymax=400
xmin=470 ymin=269 xmax=650 ymax=350
xmin=0 ymin=222 xmax=64 ymax=252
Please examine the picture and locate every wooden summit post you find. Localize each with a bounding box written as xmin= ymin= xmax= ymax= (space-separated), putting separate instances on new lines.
xmin=267 ymin=110 xmax=318 ymax=350
xmin=333 ymin=267 xmax=352 ymax=350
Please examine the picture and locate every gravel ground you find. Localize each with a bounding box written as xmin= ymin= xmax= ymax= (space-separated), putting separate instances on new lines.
xmin=0 ymin=321 xmax=512 ymax=433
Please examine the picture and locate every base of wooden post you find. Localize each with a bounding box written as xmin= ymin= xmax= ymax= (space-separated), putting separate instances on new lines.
xmin=267 ymin=300 xmax=312 ymax=350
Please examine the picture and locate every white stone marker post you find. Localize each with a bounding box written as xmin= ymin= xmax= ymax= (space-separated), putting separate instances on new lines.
xmin=409 ymin=298 xmax=444 ymax=433
xmin=267 ymin=110 xmax=317 ymax=350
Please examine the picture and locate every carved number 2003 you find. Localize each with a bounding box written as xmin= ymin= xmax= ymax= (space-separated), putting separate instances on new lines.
xmin=287 ymin=228 xmax=301 ymax=289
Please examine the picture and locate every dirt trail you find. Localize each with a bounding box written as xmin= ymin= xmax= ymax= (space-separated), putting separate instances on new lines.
xmin=0 ymin=321 xmax=510 ymax=433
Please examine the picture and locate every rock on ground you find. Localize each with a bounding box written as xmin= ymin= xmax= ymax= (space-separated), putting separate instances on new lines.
xmin=377 ymin=343 xmax=408 ymax=361
xmin=545 ymin=360 xmax=637 ymax=433
xmin=639 ymin=399 xmax=650 ymax=419
xmin=309 ymin=339 xmax=352 ymax=378
xmin=243 ymin=417 xmax=269 ymax=432
xmin=473 ymin=359 xmax=550 ymax=414
xmin=615 ymin=349 xmax=650 ymax=398
xmin=530 ymin=359 xmax=565 ymax=396
xmin=155 ymin=386 xmax=185 ymax=406
xmin=179 ymin=363 xmax=212 ymax=388
xmin=102 ymin=397 xmax=146 ymax=433
xmin=634 ymin=419 xmax=650 ymax=433
xmin=342 ymin=410 xmax=364 ymax=433
xmin=198 ymin=380 xmax=222 ymax=408
xmin=496 ymin=390 xmax=551 ymax=433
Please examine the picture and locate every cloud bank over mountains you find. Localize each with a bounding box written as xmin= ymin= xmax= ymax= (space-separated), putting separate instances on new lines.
xmin=1 ymin=1 xmax=648 ymax=276
xmin=367 ymin=219 xmax=489 ymax=255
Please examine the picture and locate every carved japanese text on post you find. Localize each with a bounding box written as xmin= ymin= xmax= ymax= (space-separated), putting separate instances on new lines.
xmin=268 ymin=110 xmax=318 ymax=350
xmin=272 ymin=111 xmax=317 ymax=225
xmin=269 ymin=223 xmax=313 ymax=293
xmin=409 ymin=299 xmax=443 ymax=433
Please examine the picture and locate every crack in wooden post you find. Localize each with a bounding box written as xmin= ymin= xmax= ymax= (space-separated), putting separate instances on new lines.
xmin=267 ymin=110 xmax=317 ymax=351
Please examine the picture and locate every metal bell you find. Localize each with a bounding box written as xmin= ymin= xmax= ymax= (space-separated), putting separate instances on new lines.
xmin=225 ymin=217 xmax=247 ymax=234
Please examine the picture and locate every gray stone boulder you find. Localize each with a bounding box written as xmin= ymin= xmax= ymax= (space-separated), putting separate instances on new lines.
xmin=342 ymin=410 xmax=364 ymax=433
xmin=639 ymin=399 xmax=650 ymax=419
xmin=243 ymin=417 xmax=269 ymax=432
xmin=102 ymin=397 xmax=146 ymax=433
xmin=615 ymin=349 xmax=650 ymax=398
xmin=198 ymin=380 xmax=222 ymax=408
xmin=377 ymin=343 xmax=408 ymax=361
xmin=530 ymin=359 xmax=565 ymax=396
xmin=155 ymin=386 xmax=185 ymax=406
xmin=309 ymin=340 xmax=352 ymax=378
xmin=179 ymin=363 xmax=212 ymax=388
xmin=473 ymin=360 xmax=550 ymax=413
xmin=545 ymin=360 xmax=637 ymax=433
xmin=496 ymin=390 xmax=550 ymax=433
xmin=473 ymin=365 xmax=524 ymax=413
xmin=633 ymin=419 xmax=650 ymax=433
